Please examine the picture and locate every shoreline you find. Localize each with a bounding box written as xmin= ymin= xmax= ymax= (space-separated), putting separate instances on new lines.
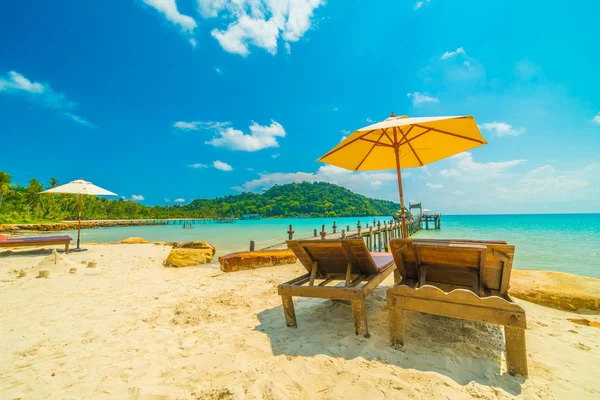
xmin=0 ymin=216 xmax=396 ymax=233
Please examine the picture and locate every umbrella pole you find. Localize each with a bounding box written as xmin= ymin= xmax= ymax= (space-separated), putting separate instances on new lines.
xmin=394 ymin=146 xmax=407 ymax=238
xmin=77 ymin=194 xmax=82 ymax=249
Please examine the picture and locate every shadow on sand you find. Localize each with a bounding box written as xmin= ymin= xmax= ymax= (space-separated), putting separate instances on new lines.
xmin=0 ymin=248 xmax=70 ymax=258
xmin=255 ymin=286 xmax=524 ymax=396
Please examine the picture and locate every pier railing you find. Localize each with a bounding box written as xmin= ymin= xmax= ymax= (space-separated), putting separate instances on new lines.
xmin=260 ymin=215 xmax=440 ymax=253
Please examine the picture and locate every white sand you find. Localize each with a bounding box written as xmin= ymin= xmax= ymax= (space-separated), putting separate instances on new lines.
xmin=0 ymin=244 xmax=599 ymax=399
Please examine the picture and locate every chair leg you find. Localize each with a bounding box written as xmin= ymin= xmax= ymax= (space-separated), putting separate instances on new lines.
xmin=389 ymin=306 xmax=404 ymax=347
xmin=281 ymin=296 xmax=297 ymax=328
xmin=351 ymin=299 xmax=369 ymax=337
xmin=505 ymin=326 xmax=528 ymax=377
xmin=393 ymin=267 xmax=401 ymax=285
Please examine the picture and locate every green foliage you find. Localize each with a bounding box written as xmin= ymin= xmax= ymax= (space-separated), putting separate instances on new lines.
xmin=0 ymin=170 xmax=399 ymax=223
xmin=182 ymin=182 xmax=399 ymax=218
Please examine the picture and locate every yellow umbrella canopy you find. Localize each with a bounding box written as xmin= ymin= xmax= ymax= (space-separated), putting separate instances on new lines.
xmin=318 ymin=114 xmax=487 ymax=237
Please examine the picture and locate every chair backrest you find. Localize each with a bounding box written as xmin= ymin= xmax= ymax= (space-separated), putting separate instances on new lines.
xmin=390 ymin=238 xmax=515 ymax=294
xmin=287 ymin=239 xmax=380 ymax=276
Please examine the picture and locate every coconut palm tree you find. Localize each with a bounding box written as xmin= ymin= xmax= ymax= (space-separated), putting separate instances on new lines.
xmin=0 ymin=170 xmax=12 ymax=209
xmin=26 ymin=178 xmax=44 ymax=219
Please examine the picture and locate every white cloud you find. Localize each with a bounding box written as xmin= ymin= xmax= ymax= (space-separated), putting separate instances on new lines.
xmin=441 ymin=47 xmax=466 ymax=60
xmin=246 ymin=167 xmax=254 ymax=171
xmin=452 ymin=191 xmax=464 ymax=196
xmin=0 ymin=70 xmax=94 ymax=128
xmin=284 ymin=42 xmax=291 ymax=54
xmin=332 ymin=106 xmax=339 ymax=111
xmin=202 ymin=0 xmax=324 ymax=56
xmin=205 ymin=120 xmax=286 ymax=151
xmin=449 ymin=152 xmax=526 ymax=178
xmin=592 ymin=113 xmax=600 ymax=124
xmin=63 ymin=112 xmax=97 ymax=128
xmin=495 ymin=164 xmax=598 ymax=202
xmin=174 ymin=120 xmax=231 ymax=131
xmin=214 ymin=67 xmax=224 ymax=75
xmin=174 ymin=198 xmax=186 ymax=203
xmin=440 ymin=169 xmax=461 ymax=177
xmin=131 ymin=194 xmax=145 ymax=201
xmin=188 ymin=163 xmax=208 ymax=168
xmin=420 ymin=166 xmax=432 ymax=177
xmin=515 ymin=59 xmax=540 ymax=81
xmin=366 ymin=118 xmax=375 ymax=123
xmin=341 ymin=129 xmax=351 ymax=134
xmin=407 ymin=92 xmax=439 ymax=106
xmin=426 ymin=183 xmax=443 ymax=189
xmin=142 ymin=0 xmax=197 ymax=44
xmin=271 ymin=153 xmax=280 ymax=159
xmin=479 ymin=121 xmax=526 ymax=137
xmin=120 ymin=196 xmax=127 ymax=200
xmin=413 ymin=0 xmax=430 ymax=10
xmin=233 ymin=165 xmax=401 ymax=200
xmin=164 ymin=198 xmax=170 ymax=202
xmin=213 ymin=160 xmax=233 ymax=171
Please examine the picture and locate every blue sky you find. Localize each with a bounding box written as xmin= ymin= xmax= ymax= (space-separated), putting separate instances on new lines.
xmin=1 ymin=0 xmax=599 ymax=214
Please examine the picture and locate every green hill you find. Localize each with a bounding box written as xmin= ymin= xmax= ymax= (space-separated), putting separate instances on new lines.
xmin=0 ymin=169 xmax=398 ymax=222
xmin=182 ymin=182 xmax=399 ymax=218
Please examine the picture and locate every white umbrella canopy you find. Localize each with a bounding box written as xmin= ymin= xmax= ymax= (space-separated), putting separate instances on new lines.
xmin=43 ymin=179 xmax=117 ymax=196
xmin=43 ymin=179 xmax=117 ymax=250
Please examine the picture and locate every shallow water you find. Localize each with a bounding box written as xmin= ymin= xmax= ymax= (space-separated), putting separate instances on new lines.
xmin=29 ymin=214 xmax=600 ymax=278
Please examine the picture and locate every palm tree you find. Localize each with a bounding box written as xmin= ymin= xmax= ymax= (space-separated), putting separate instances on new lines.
xmin=0 ymin=171 xmax=12 ymax=209
xmin=26 ymin=178 xmax=44 ymax=219
xmin=47 ymin=177 xmax=59 ymax=189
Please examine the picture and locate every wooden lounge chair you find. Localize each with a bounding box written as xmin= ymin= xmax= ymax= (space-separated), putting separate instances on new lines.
xmin=279 ymin=239 xmax=397 ymax=337
xmin=0 ymin=235 xmax=72 ymax=254
xmin=387 ymin=238 xmax=528 ymax=377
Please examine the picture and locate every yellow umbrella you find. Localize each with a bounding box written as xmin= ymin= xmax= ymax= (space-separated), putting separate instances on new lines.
xmin=318 ymin=113 xmax=487 ymax=238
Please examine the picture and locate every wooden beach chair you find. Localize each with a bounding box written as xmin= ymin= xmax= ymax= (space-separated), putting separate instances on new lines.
xmin=279 ymin=239 xmax=397 ymax=337
xmin=387 ymin=238 xmax=528 ymax=377
xmin=0 ymin=235 xmax=72 ymax=254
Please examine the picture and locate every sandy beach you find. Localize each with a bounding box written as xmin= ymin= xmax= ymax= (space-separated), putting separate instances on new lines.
xmin=1 ymin=244 xmax=599 ymax=399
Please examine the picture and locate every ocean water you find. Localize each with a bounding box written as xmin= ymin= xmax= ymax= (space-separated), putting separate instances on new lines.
xmin=56 ymin=216 xmax=392 ymax=256
xmin=33 ymin=214 xmax=599 ymax=278
xmin=414 ymin=214 xmax=600 ymax=279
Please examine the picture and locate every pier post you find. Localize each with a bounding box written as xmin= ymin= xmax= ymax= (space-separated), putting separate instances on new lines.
xmin=426 ymin=218 xmax=429 ymax=230
xmin=320 ymin=225 xmax=326 ymax=240
xmin=357 ymin=221 xmax=362 ymax=235
xmin=346 ymin=225 xmax=350 ymax=232
xmin=368 ymin=227 xmax=373 ymax=251
xmin=287 ymin=224 xmax=295 ymax=240
xmin=341 ymin=229 xmax=346 ymax=239
xmin=250 ymin=240 xmax=255 ymax=251
xmin=332 ymin=221 xmax=337 ymax=234
xmin=377 ymin=221 xmax=382 ymax=252
xmin=313 ymin=228 xmax=318 ymax=238
xmin=383 ymin=221 xmax=389 ymax=252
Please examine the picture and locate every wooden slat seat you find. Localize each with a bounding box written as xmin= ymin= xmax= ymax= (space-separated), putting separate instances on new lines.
xmin=0 ymin=235 xmax=72 ymax=254
xmin=279 ymin=239 xmax=397 ymax=337
xmin=387 ymin=238 xmax=528 ymax=378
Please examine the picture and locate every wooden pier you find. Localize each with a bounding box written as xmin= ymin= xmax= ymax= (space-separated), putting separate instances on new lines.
xmin=263 ymin=215 xmax=438 ymax=253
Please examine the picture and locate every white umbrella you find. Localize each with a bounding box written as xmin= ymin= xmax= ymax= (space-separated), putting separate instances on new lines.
xmin=422 ymin=208 xmax=432 ymax=214
xmin=43 ymin=179 xmax=117 ymax=250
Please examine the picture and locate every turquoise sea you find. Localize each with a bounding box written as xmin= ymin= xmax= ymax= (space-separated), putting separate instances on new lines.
xmin=42 ymin=214 xmax=599 ymax=278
